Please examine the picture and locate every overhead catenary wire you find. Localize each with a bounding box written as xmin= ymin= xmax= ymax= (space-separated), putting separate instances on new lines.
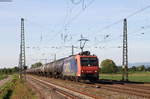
xmin=59 ymin=0 xmax=95 ymax=44
xmin=67 ymin=0 xmax=95 ymax=25
xmin=27 ymin=1 xmax=150 ymax=65
xmin=51 ymin=0 xmax=95 ymax=45
xmin=71 ymin=0 xmax=82 ymax=5
xmin=92 ymin=25 xmax=149 ymax=48
xmin=89 ymin=4 xmax=150 ymax=35
xmin=48 ymin=0 xmax=73 ymax=43
xmin=88 ymin=4 xmax=150 ymax=48
xmin=25 ymin=1 xmax=74 ymax=62
xmin=91 ymin=22 xmax=150 ymax=49
xmin=25 ymin=1 xmax=96 ymax=65
xmin=70 ymin=0 xmax=89 ymax=10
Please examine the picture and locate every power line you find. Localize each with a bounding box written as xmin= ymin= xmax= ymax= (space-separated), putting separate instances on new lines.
xmin=49 ymin=0 xmax=95 ymax=48
xmin=71 ymin=0 xmax=82 ymax=5
xmin=58 ymin=0 xmax=95 ymax=45
xmin=128 ymin=24 xmax=150 ymax=37
xmin=90 ymin=4 xmax=150 ymax=35
xmin=126 ymin=5 xmax=150 ymax=19
xmin=65 ymin=3 xmax=150 ymax=46
xmin=71 ymin=0 xmax=90 ymax=10
xmin=47 ymin=0 xmax=73 ymax=44
xmin=67 ymin=0 xmax=95 ymax=25
xmin=89 ymin=5 xmax=150 ymax=47
xmin=98 ymin=23 xmax=150 ymax=43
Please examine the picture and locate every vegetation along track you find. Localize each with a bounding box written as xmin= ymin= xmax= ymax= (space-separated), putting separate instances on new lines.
xmin=95 ymin=83 xmax=150 ymax=98
xmin=27 ymin=75 xmax=100 ymax=99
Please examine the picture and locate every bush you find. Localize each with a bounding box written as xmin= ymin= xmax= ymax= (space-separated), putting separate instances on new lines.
xmin=31 ymin=62 xmax=42 ymax=68
xmin=100 ymin=59 xmax=117 ymax=73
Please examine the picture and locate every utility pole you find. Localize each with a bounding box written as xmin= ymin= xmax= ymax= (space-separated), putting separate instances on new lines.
xmin=19 ymin=18 xmax=26 ymax=80
xmin=63 ymin=45 xmax=77 ymax=55
xmin=122 ymin=18 xmax=128 ymax=81
xmin=54 ymin=54 xmax=56 ymax=61
xmin=72 ymin=45 xmax=74 ymax=55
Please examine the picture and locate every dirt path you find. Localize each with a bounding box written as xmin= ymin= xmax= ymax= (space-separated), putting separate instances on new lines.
xmin=0 ymin=75 xmax=12 ymax=87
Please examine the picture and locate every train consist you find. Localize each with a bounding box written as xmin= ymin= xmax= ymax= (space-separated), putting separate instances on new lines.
xmin=26 ymin=51 xmax=100 ymax=81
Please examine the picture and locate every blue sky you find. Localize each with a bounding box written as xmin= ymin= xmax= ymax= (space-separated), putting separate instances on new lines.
xmin=0 ymin=0 xmax=150 ymax=68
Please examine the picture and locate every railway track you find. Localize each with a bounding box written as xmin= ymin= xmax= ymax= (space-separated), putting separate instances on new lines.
xmin=59 ymin=79 xmax=150 ymax=98
xmin=27 ymin=75 xmax=100 ymax=99
xmin=95 ymin=83 xmax=150 ymax=98
xmin=123 ymin=84 xmax=150 ymax=90
xmin=27 ymin=75 xmax=150 ymax=99
xmin=81 ymin=79 xmax=150 ymax=98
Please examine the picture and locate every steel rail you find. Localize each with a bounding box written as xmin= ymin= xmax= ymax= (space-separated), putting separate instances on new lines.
xmin=29 ymin=76 xmax=79 ymax=99
xmin=97 ymin=84 xmax=150 ymax=98
xmin=29 ymin=76 xmax=100 ymax=99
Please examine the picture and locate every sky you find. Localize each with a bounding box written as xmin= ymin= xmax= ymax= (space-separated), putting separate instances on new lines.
xmin=0 ymin=0 xmax=150 ymax=68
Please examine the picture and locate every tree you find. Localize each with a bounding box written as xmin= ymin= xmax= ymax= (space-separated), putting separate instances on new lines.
xmin=116 ymin=66 xmax=122 ymax=73
xmin=12 ymin=66 xmax=19 ymax=72
xmin=0 ymin=66 xmax=20 ymax=74
xmin=31 ymin=62 xmax=42 ymax=68
xmin=100 ymin=59 xmax=117 ymax=73
xmin=137 ymin=65 xmax=145 ymax=71
xmin=146 ymin=67 xmax=150 ymax=71
xmin=130 ymin=66 xmax=136 ymax=72
xmin=140 ymin=65 xmax=145 ymax=71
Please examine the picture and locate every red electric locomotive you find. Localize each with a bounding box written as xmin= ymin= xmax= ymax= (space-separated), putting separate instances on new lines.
xmin=26 ymin=51 xmax=100 ymax=81
xmin=74 ymin=51 xmax=99 ymax=81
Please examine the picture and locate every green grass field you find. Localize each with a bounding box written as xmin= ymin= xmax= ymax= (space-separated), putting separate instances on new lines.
xmin=100 ymin=72 xmax=150 ymax=82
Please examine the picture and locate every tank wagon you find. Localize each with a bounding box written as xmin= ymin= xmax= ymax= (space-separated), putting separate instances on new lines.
xmin=26 ymin=51 xmax=100 ymax=81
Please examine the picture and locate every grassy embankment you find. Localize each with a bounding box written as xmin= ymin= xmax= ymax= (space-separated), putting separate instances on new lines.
xmin=0 ymin=74 xmax=38 ymax=99
xmin=100 ymin=72 xmax=150 ymax=82
xmin=0 ymin=74 xmax=8 ymax=80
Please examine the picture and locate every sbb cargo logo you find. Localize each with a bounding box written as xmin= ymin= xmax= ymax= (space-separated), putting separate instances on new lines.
xmin=64 ymin=62 xmax=71 ymax=72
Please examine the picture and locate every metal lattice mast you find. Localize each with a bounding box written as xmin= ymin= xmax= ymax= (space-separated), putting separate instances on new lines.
xmin=19 ymin=18 xmax=26 ymax=79
xmin=122 ymin=18 xmax=128 ymax=81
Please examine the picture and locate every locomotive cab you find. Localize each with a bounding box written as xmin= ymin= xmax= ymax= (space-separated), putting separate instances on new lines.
xmin=76 ymin=51 xmax=100 ymax=81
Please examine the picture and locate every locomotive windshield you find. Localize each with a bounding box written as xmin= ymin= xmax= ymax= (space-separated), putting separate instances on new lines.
xmin=80 ymin=57 xmax=98 ymax=66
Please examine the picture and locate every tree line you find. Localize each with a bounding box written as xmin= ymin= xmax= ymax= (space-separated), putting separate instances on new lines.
xmin=1 ymin=60 xmax=150 ymax=74
xmin=100 ymin=59 xmax=150 ymax=73
xmin=0 ymin=62 xmax=42 ymax=75
xmin=0 ymin=67 xmax=19 ymax=74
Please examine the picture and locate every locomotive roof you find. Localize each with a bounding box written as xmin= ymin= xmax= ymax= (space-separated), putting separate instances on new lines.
xmin=45 ymin=51 xmax=96 ymax=65
xmin=44 ymin=55 xmax=75 ymax=65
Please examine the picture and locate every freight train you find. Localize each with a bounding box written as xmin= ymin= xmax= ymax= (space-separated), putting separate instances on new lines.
xmin=26 ymin=51 xmax=100 ymax=81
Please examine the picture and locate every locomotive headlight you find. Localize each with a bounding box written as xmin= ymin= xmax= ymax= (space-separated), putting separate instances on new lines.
xmin=81 ymin=70 xmax=84 ymax=73
xmin=95 ymin=70 xmax=97 ymax=73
